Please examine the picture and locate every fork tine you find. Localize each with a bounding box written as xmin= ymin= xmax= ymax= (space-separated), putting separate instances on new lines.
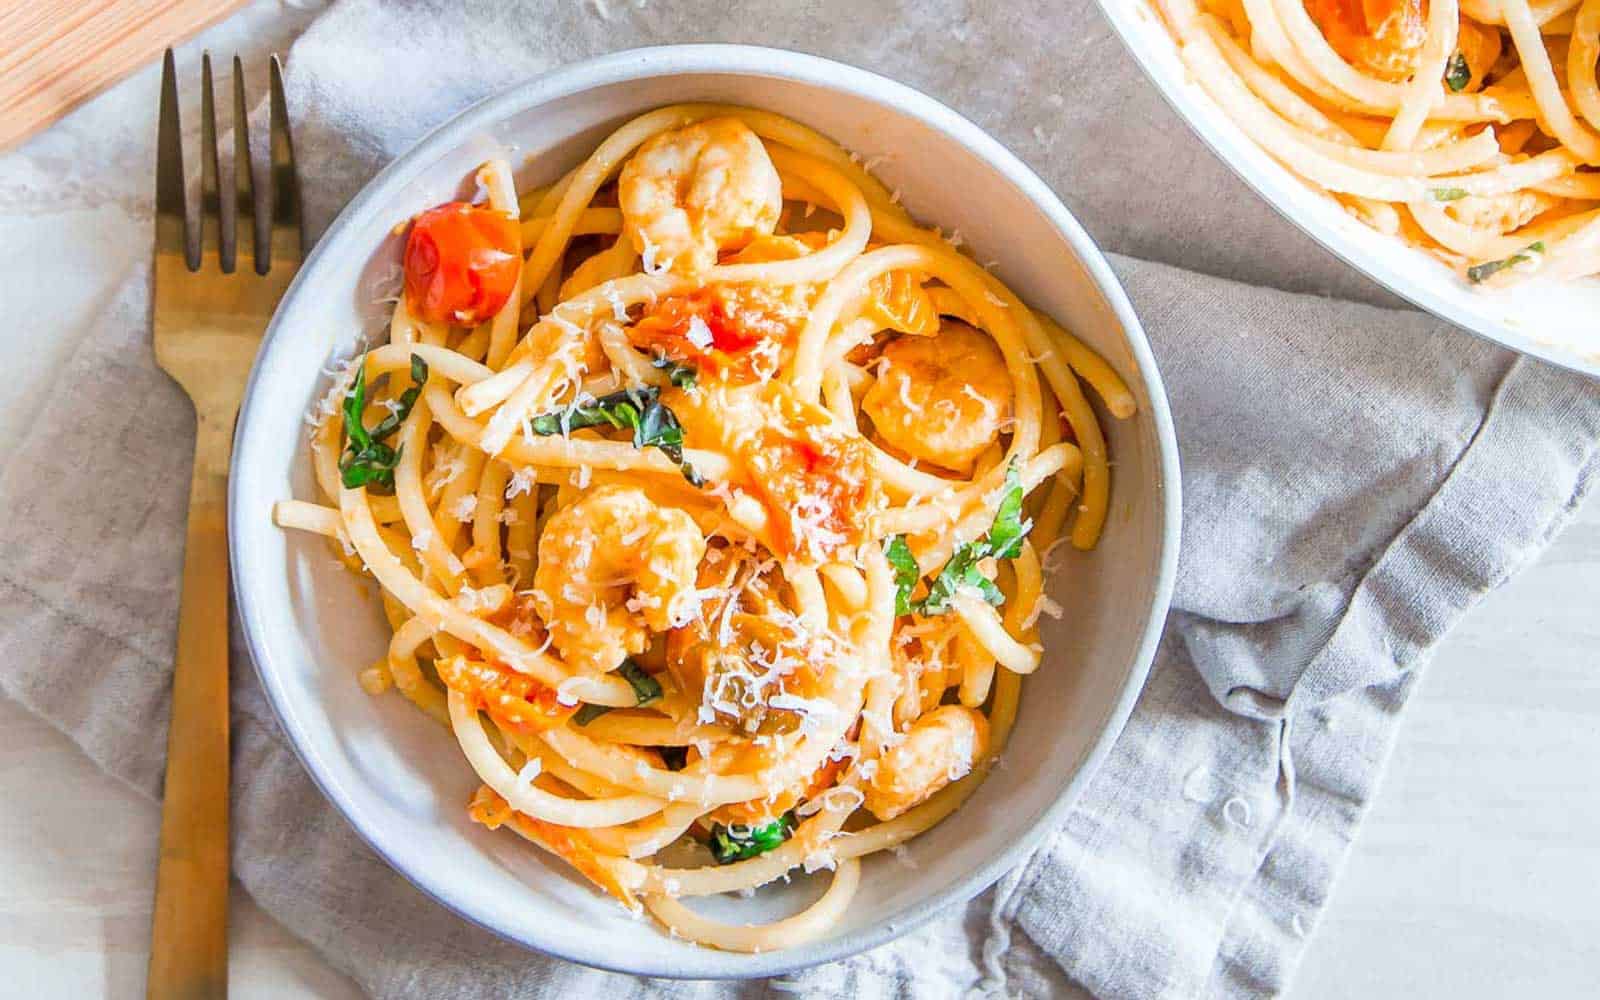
xmin=155 ymin=49 xmax=193 ymax=270
xmin=234 ymin=55 xmax=260 ymax=274
xmin=199 ymin=53 xmax=233 ymax=271
xmin=267 ymin=55 xmax=303 ymax=267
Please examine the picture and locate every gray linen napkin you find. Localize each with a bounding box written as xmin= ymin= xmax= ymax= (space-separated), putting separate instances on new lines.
xmin=3 ymin=1 xmax=1598 ymax=997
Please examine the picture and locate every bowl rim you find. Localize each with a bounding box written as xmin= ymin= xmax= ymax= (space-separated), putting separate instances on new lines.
xmin=1093 ymin=0 xmax=1600 ymax=381
xmin=230 ymin=42 xmax=1181 ymax=980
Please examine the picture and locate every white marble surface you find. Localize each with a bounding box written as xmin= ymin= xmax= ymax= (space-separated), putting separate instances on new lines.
xmin=4 ymin=3 xmax=1598 ymax=996
xmin=3 ymin=495 xmax=1594 ymax=998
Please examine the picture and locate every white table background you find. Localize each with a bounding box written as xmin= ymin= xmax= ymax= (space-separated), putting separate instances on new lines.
xmin=4 ymin=3 xmax=1598 ymax=995
xmin=5 ymin=496 xmax=1595 ymax=999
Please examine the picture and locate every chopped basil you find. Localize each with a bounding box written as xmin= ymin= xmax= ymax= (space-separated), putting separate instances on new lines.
xmin=1466 ymin=241 xmax=1545 ymax=284
xmin=618 ymin=659 xmax=663 ymax=706
xmin=1428 ymin=187 xmax=1469 ymax=202
xmin=893 ymin=460 xmax=1032 ymax=617
xmin=884 ymin=535 xmax=920 ymax=616
xmin=571 ymin=659 xmax=661 ymax=725
xmin=572 ymin=703 xmax=611 ymax=726
xmin=650 ymin=355 xmax=698 ymax=388
xmin=985 ymin=462 xmax=1030 ymax=559
xmin=339 ymin=353 xmax=428 ymax=491
xmin=1444 ymin=52 xmax=1470 ymax=92
xmin=528 ymin=386 xmax=703 ymax=486
xmin=915 ymin=541 xmax=1005 ymax=616
xmin=709 ymin=811 xmax=796 ymax=864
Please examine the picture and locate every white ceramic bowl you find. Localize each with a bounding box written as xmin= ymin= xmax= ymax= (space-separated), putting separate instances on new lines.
xmin=1097 ymin=0 xmax=1600 ymax=378
xmin=230 ymin=44 xmax=1180 ymax=979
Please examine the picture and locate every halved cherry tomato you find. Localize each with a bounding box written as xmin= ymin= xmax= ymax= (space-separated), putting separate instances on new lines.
xmin=626 ymin=286 xmax=788 ymax=378
xmin=403 ymin=202 xmax=520 ymax=326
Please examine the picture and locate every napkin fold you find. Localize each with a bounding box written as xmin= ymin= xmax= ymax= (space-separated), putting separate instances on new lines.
xmin=3 ymin=1 xmax=1597 ymax=997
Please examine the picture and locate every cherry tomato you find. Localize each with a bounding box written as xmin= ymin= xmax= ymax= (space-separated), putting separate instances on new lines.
xmin=626 ymin=288 xmax=783 ymax=379
xmin=702 ymin=297 xmax=763 ymax=352
xmin=403 ymin=202 xmax=520 ymax=326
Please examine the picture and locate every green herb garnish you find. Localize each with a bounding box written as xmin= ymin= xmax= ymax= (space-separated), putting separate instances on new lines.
xmin=1428 ymin=187 xmax=1469 ymax=202
xmin=916 ymin=542 xmax=1006 ymax=616
xmin=1466 ymin=241 xmax=1545 ymax=284
xmin=709 ymin=811 xmax=796 ymax=864
xmin=573 ymin=703 xmax=611 ymax=726
xmin=617 ymin=659 xmax=663 ymax=706
xmin=892 ymin=461 xmax=1032 ymax=617
xmin=571 ymin=659 xmax=662 ymax=725
xmin=985 ymin=461 xmax=1029 ymax=559
xmin=339 ymin=353 xmax=428 ymax=491
xmin=650 ymin=355 xmax=698 ymax=388
xmin=528 ymin=386 xmax=703 ymax=486
xmin=884 ymin=535 xmax=920 ymax=616
xmin=1445 ymin=52 xmax=1470 ymax=92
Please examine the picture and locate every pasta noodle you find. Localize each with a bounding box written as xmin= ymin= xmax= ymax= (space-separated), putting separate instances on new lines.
xmin=1156 ymin=0 xmax=1600 ymax=286
xmin=271 ymin=106 xmax=1135 ymax=950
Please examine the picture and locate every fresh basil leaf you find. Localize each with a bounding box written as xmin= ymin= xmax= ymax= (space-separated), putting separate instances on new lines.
xmin=527 ymin=386 xmax=704 ymax=486
xmin=573 ymin=703 xmax=611 ymax=726
xmin=915 ymin=542 xmax=1004 ymax=615
xmin=1444 ymin=52 xmax=1470 ymax=92
xmin=1428 ymin=187 xmax=1468 ymax=202
xmin=650 ymin=355 xmax=698 ymax=388
xmin=911 ymin=464 xmax=1027 ymax=614
xmin=709 ymin=811 xmax=796 ymax=864
xmin=1466 ymin=241 xmax=1545 ymax=284
xmin=884 ymin=535 xmax=920 ymax=616
xmin=339 ymin=353 xmax=428 ymax=491
xmin=341 ymin=361 xmax=371 ymax=451
xmin=618 ymin=659 xmax=662 ymax=706
xmin=986 ymin=460 xmax=1031 ymax=560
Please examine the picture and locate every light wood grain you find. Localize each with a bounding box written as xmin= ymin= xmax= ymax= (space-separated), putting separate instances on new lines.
xmin=1295 ymin=495 xmax=1600 ymax=998
xmin=0 ymin=0 xmax=249 ymax=152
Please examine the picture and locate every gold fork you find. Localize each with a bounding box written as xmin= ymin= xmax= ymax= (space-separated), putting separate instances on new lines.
xmin=148 ymin=49 xmax=302 ymax=1000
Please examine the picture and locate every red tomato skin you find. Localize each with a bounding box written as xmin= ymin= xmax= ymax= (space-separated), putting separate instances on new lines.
xmin=704 ymin=300 xmax=762 ymax=352
xmin=403 ymin=202 xmax=520 ymax=326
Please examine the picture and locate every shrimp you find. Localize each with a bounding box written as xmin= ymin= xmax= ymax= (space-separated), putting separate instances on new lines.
xmin=863 ymin=705 xmax=990 ymax=821
xmin=1303 ymin=0 xmax=1501 ymax=85
xmin=531 ymin=485 xmax=706 ymax=674
xmin=666 ymin=552 xmax=833 ymax=733
xmin=860 ymin=320 xmax=1014 ymax=473
xmin=618 ymin=118 xmax=783 ymax=275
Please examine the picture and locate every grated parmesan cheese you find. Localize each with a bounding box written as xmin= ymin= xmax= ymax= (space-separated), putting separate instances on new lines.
xmin=685 ymin=314 xmax=714 ymax=349
xmin=448 ymin=494 xmax=479 ymax=521
xmin=505 ymin=467 xmax=537 ymax=499
xmin=555 ymin=676 xmax=584 ymax=706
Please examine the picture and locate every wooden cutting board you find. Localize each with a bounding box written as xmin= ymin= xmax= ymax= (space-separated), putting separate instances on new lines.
xmin=0 ymin=0 xmax=250 ymax=152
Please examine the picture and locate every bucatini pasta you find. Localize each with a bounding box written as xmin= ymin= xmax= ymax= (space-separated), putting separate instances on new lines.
xmin=272 ymin=105 xmax=1134 ymax=951
xmin=1155 ymin=0 xmax=1600 ymax=286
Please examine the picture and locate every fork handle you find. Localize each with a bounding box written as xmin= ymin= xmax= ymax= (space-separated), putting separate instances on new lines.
xmin=147 ymin=458 xmax=231 ymax=1000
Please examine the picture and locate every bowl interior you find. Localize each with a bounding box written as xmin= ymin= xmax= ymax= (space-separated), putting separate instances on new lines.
xmin=1097 ymin=0 xmax=1600 ymax=377
xmin=231 ymin=48 xmax=1177 ymax=980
